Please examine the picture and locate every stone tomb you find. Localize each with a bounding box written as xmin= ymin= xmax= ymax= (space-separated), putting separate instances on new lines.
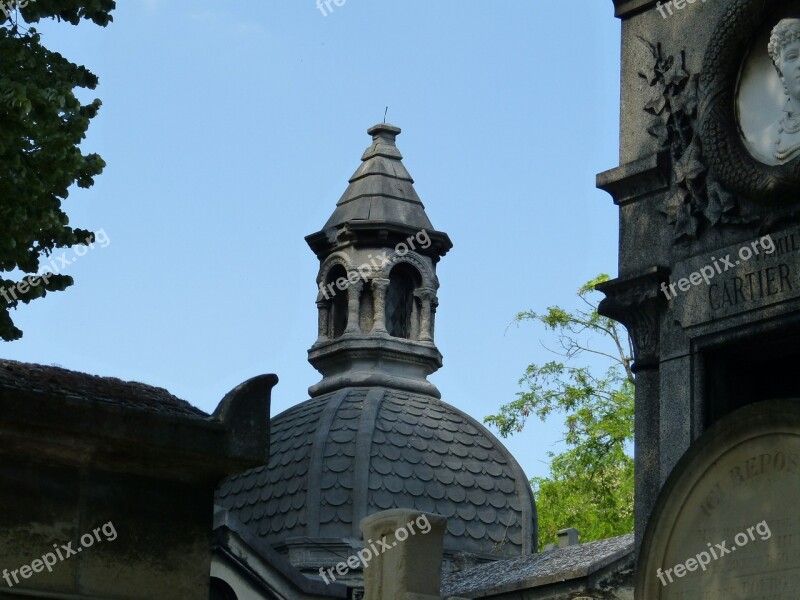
xmin=636 ymin=400 xmax=800 ymax=598
xmin=598 ymin=0 xmax=800 ymax=560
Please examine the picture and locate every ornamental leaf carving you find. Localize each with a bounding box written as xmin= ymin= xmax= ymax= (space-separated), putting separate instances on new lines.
xmin=638 ymin=39 xmax=755 ymax=242
xmin=674 ymin=137 xmax=706 ymax=183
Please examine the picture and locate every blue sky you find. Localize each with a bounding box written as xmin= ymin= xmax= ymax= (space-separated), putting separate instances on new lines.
xmin=4 ymin=1 xmax=622 ymax=482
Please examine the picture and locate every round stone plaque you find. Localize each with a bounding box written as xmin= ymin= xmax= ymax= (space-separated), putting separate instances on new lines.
xmin=637 ymin=399 xmax=800 ymax=599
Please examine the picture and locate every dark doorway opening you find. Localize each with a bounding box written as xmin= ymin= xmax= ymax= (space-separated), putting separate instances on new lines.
xmin=704 ymin=324 xmax=800 ymax=427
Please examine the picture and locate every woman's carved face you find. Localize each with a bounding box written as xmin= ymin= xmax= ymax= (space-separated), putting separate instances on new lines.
xmin=779 ymin=39 xmax=800 ymax=103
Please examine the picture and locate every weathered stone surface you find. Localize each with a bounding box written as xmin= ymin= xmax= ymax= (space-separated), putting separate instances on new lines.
xmin=672 ymin=227 xmax=800 ymax=327
xmin=637 ymin=399 xmax=800 ymax=598
xmin=0 ymin=359 xmax=275 ymax=599
xmin=361 ymin=509 xmax=446 ymax=600
xmin=0 ymin=358 xmax=206 ymax=418
xmin=212 ymin=509 xmax=349 ymax=600
xmin=598 ymin=0 xmax=800 ymax=559
xmin=441 ymin=534 xmax=634 ymax=599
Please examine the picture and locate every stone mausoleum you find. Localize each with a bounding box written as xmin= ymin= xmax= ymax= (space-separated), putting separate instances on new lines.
xmin=598 ymin=0 xmax=800 ymax=597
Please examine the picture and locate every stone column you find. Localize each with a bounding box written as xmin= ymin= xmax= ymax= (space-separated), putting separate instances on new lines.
xmin=344 ymin=280 xmax=364 ymax=335
xmin=316 ymin=299 xmax=330 ymax=342
xmin=430 ymin=295 xmax=439 ymax=342
xmin=360 ymin=509 xmax=446 ymax=600
xmin=413 ymin=288 xmax=436 ymax=342
xmin=370 ymin=278 xmax=390 ymax=334
xmin=597 ymin=267 xmax=668 ymax=558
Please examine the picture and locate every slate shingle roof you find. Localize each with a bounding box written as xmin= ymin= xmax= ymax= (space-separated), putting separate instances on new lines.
xmin=441 ymin=533 xmax=635 ymax=598
xmin=0 ymin=359 xmax=207 ymax=419
xmin=216 ymin=387 xmax=537 ymax=558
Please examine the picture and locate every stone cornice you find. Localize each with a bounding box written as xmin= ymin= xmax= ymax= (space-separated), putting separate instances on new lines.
xmin=596 ymin=151 xmax=670 ymax=206
xmin=597 ymin=267 xmax=670 ymax=371
xmin=612 ymin=0 xmax=659 ymax=18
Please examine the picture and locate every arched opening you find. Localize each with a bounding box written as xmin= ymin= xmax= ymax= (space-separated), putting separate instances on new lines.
xmin=385 ymin=263 xmax=421 ymax=339
xmin=209 ymin=577 xmax=238 ymax=600
xmin=325 ymin=265 xmax=348 ymax=338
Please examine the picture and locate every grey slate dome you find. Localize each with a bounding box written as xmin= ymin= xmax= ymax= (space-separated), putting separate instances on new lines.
xmin=216 ymin=387 xmax=537 ymax=560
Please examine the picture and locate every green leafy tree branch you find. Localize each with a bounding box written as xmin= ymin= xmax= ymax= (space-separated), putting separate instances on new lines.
xmin=485 ymin=274 xmax=635 ymax=549
xmin=0 ymin=0 xmax=114 ymax=340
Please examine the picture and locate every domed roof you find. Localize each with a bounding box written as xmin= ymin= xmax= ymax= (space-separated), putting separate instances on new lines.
xmin=216 ymin=387 xmax=537 ymax=560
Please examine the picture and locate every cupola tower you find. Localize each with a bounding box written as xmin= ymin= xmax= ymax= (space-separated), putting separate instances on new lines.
xmin=305 ymin=123 xmax=452 ymax=399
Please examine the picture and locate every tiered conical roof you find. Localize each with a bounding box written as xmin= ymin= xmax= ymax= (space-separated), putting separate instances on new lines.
xmin=306 ymin=123 xmax=451 ymax=259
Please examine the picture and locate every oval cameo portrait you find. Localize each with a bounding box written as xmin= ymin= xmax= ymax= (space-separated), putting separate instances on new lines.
xmin=738 ymin=18 xmax=800 ymax=165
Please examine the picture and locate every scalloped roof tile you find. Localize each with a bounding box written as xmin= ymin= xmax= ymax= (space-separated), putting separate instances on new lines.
xmin=216 ymin=387 xmax=536 ymax=559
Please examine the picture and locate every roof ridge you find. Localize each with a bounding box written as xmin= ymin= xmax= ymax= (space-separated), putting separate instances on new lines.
xmin=0 ymin=358 xmax=206 ymax=418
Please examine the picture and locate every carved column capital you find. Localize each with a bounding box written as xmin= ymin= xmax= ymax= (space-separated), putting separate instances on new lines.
xmin=413 ymin=287 xmax=436 ymax=302
xmin=371 ymin=278 xmax=390 ymax=293
xmin=597 ymin=267 xmax=670 ymax=372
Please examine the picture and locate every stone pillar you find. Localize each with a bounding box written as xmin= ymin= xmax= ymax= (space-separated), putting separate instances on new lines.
xmin=344 ymin=280 xmax=364 ymax=335
xmin=413 ymin=288 xmax=436 ymax=342
xmin=597 ymin=267 xmax=668 ymax=558
xmin=360 ymin=509 xmax=446 ymax=600
xmin=557 ymin=527 xmax=580 ymax=548
xmin=316 ymin=299 xmax=330 ymax=342
xmin=370 ymin=278 xmax=390 ymax=334
xmin=430 ymin=295 xmax=438 ymax=342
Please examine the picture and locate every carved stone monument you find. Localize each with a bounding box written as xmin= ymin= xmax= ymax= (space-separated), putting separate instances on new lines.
xmin=636 ymin=400 xmax=800 ymax=598
xmin=598 ymin=0 xmax=800 ymax=596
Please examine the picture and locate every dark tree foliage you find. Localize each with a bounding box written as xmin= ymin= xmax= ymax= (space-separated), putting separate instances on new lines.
xmin=0 ymin=0 xmax=114 ymax=340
